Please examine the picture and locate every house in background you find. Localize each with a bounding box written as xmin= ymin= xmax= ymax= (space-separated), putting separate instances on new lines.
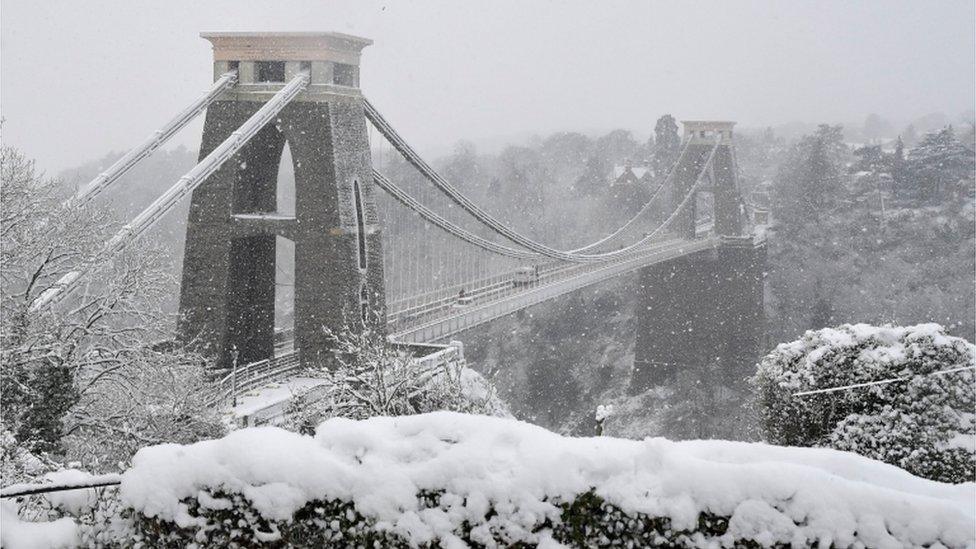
xmin=610 ymin=160 xmax=654 ymax=187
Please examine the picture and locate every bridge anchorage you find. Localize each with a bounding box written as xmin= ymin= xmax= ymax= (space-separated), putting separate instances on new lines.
xmin=36 ymin=31 xmax=766 ymax=402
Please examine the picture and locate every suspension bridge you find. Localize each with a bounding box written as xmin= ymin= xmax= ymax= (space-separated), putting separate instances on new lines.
xmin=34 ymin=32 xmax=766 ymax=406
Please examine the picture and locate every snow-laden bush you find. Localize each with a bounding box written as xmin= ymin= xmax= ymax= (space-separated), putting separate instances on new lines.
xmin=1 ymin=466 xmax=127 ymax=547
xmin=64 ymin=348 xmax=225 ymax=471
xmin=97 ymin=412 xmax=974 ymax=548
xmin=752 ymin=323 xmax=975 ymax=483
xmin=7 ymin=470 xmax=125 ymax=548
xmin=1 ymin=501 xmax=79 ymax=549
xmin=1 ymin=425 xmax=58 ymax=486
xmin=282 ymin=328 xmax=507 ymax=434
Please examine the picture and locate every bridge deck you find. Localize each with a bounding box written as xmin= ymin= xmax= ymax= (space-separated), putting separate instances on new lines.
xmin=390 ymin=236 xmax=719 ymax=343
xmin=268 ymin=235 xmax=721 ymax=352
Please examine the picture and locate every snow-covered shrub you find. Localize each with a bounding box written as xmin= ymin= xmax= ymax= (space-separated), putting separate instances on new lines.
xmin=123 ymin=488 xmax=781 ymax=548
xmin=1 ymin=467 xmax=125 ymax=548
xmin=282 ymin=328 xmax=506 ymax=434
xmin=0 ymin=424 xmax=68 ymax=526
xmin=0 ymin=424 xmax=59 ymax=486
xmin=111 ymin=412 xmax=972 ymax=548
xmin=63 ymin=348 xmax=225 ymax=471
xmin=1 ymin=501 xmax=79 ymax=549
xmin=752 ymin=323 xmax=975 ymax=483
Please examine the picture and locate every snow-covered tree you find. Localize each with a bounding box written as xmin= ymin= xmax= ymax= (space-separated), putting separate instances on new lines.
xmin=0 ymin=145 xmax=222 ymax=471
xmin=283 ymin=326 xmax=506 ymax=434
xmin=64 ymin=348 xmax=223 ymax=471
xmin=862 ymin=113 xmax=893 ymax=142
xmin=772 ymin=124 xmax=847 ymax=225
xmin=495 ymin=146 xmax=552 ymax=239
xmin=962 ymin=121 xmax=976 ymax=152
xmin=905 ymin=126 xmax=975 ymax=202
xmin=891 ymin=135 xmax=907 ymax=192
xmin=573 ymin=155 xmax=608 ymax=197
xmin=442 ymin=140 xmax=480 ymax=195
xmin=651 ymin=114 xmax=681 ymax=179
xmin=901 ymin=124 xmax=919 ymax=148
xmin=752 ymin=323 xmax=975 ymax=483
xmin=0 ymin=425 xmax=59 ymax=486
xmin=595 ymin=129 xmax=640 ymax=168
xmin=850 ymin=144 xmax=888 ymax=174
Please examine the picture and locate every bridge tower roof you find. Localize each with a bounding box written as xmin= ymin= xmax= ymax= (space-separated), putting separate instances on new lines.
xmin=201 ymin=31 xmax=373 ymax=93
xmin=681 ymin=120 xmax=736 ymax=144
xmin=201 ymin=31 xmax=372 ymax=64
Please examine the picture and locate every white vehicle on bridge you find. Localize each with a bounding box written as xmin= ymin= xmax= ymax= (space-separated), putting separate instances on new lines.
xmin=512 ymin=266 xmax=540 ymax=286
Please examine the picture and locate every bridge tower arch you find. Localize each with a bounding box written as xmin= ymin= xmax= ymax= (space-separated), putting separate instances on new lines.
xmin=177 ymin=32 xmax=385 ymax=371
xmin=668 ymin=121 xmax=744 ymax=239
xmin=632 ymin=121 xmax=765 ymax=391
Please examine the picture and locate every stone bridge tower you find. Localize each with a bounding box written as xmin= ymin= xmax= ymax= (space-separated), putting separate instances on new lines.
xmin=177 ymin=32 xmax=385 ymax=371
xmin=632 ymin=121 xmax=766 ymax=391
xmin=673 ymin=121 xmax=743 ymax=238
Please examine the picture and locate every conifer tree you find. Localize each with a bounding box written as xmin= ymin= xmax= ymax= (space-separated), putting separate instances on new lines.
xmin=651 ymin=115 xmax=681 ymax=179
xmin=773 ymin=124 xmax=847 ymax=225
xmin=906 ymin=126 xmax=975 ymax=202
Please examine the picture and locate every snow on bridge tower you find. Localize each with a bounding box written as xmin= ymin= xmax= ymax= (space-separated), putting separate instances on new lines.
xmin=177 ymin=32 xmax=385 ymax=372
xmin=669 ymin=121 xmax=744 ymax=238
xmin=632 ymin=120 xmax=766 ymax=392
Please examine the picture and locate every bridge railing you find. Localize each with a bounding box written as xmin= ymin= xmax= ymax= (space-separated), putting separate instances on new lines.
xmin=213 ymin=339 xmax=469 ymax=409
xmin=391 ymin=237 xmax=720 ymax=343
xmin=213 ymin=350 xmax=303 ymax=405
xmin=385 ymin=238 xmax=692 ymax=335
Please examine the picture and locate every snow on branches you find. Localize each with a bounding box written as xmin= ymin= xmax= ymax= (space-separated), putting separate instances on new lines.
xmin=0 ymin=144 xmax=222 ymax=472
xmin=752 ymin=323 xmax=975 ymax=483
xmin=283 ymin=326 xmax=507 ymax=434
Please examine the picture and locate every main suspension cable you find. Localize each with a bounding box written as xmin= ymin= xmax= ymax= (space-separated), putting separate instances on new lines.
xmin=568 ymin=139 xmax=693 ymax=253
xmin=372 ymin=139 xmax=720 ymax=264
xmin=31 ymin=72 xmax=310 ymax=312
xmin=70 ymin=71 xmax=239 ymax=209
xmin=364 ymin=97 xmax=698 ymax=263
xmin=373 ymin=170 xmax=537 ymax=259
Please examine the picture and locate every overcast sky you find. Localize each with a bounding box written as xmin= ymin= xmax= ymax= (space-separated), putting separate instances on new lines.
xmin=2 ymin=0 xmax=973 ymax=173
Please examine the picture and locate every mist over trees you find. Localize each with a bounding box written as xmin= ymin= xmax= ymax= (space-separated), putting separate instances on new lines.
xmin=764 ymin=122 xmax=975 ymax=346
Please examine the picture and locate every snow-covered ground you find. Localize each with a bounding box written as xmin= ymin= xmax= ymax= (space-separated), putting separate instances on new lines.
xmin=2 ymin=503 xmax=78 ymax=549
xmin=228 ymin=376 xmax=329 ymax=426
xmin=113 ymin=412 xmax=973 ymax=547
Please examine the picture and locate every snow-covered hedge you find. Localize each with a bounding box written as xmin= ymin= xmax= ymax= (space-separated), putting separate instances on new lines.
xmin=104 ymin=412 xmax=975 ymax=548
xmin=752 ymin=323 xmax=975 ymax=483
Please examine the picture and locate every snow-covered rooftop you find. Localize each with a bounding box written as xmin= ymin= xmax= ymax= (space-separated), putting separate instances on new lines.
xmin=612 ymin=165 xmax=649 ymax=181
